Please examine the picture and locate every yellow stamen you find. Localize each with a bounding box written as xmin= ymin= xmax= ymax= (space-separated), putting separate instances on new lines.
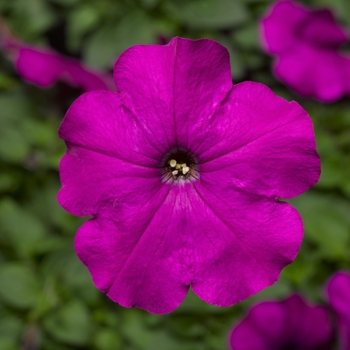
xmin=182 ymin=166 xmax=190 ymax=175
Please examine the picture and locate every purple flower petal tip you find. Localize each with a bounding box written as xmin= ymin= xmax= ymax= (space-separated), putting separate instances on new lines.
xmin=0 ymin=21 xmax=114 ymax=92
xmin=230 ymin=294 xmax=334 ymax=350
xmin=58 ymin=37 xmax=320 ymax=313
xmin=260 ymin=0 xmax=350 ymax=102
xmin=326 ymin=271 xmax=350 ymax=350
xmin=15 ymin=47 xmax=114 ymax=91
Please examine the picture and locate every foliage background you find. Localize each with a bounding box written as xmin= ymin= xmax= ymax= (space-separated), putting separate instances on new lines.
xmin=0 ymin=0 xmax=350 ymax=349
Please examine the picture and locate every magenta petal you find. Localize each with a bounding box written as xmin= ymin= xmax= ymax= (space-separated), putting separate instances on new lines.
xmin=283 ymin=295 xmax=334 ymax=348
xmin=114 ymin=37 xmax=232 ymax=150
xmin=190 ymin=182 xmax=303 ymax=305
xmin=58 ymin=91 xmax=162 ymax=216
xmin=58 ymin=146 xmax=161 ymax=216
xmin=198 ymin=82 xmax=320 ymax=199
xmin=230 ymin=301 xmax=287 ymax=349
xmin=260 ymin=0 xmax=309 ymax=54
xmin=301 ymin=9 xmax=348 ymax=46
xmin=275 ymin=45 xmax=350 ymax=102
xmin=326 ymin=271 xmax=350 ymax=350
xmin=230 ymin=295 xmax=333 ymax=350
xmin=74 ymin=185 xmax=191 ymax=314
xmin=16 ymin=47 xmax=113 ymax=91
xmin=59 ymin=91 xmax=161 ymax=166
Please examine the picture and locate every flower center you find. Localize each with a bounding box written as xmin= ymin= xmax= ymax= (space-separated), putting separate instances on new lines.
xmin=161 ymin=148 xmax=198 ymax=183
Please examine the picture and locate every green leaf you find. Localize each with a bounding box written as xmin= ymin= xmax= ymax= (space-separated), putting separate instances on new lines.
xmin=84 ymin=10 xmax=166 ymax=69
xmin=289 ymin=192 xmax=350 ymax=259
xmin=94 ymin=329 xmax=122 ymax=350
xmin=41 ymin=245 xmax=99 ymax=304
xmin=139 ymin=0 xmax=159 ymax=8
xmin=0 ymin=198 xmax=46 ymax=257
xmin=122 ymin=309 xmax=181 ymax=350
xmin=0 ymin=172 xmax=18 ymax=193
xmin=4 ymin=0 xmax=56 ymax=40
xmin=0 ymin=339 xmax=18 ymax=350
xmin=176 ymin=289 xmax=226 ymax=314
xmin=67 ymin=4 xmax=100 ymax=52
xmin=61 ymin=253 xmax=99 ymax=304
xmin=48 ymin=0 xmax=80 ymax=6
xmin=0 ymin=92 xmax=37 ymax=163
xmin=212 ymin=35 xmax=244 ymax=80
xmin=281 ymin=242 xmax=318 ymax=286
xmin=163 ymin=0 xmax=249 ymax=29
xmin=21 ymin=119 xmax=57 ymax=149
xmin=166 ymin=315 xmax=206 ymax=339
xmin=43 ymin=300 xmax=92 ymax=346
xmin=0 ymin=73 xmax=16 ymax=91
xmin=0 ymin=315 xmax=23 ymax=342
xmin=231 ymin=22 xmax=260 ymax=50
xmin=0 ymin=264 xmax=40 ymax=309
xmin=0 ymin=125 xmax=29 ymax=162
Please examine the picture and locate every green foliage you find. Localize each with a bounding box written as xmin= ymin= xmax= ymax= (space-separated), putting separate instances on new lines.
xmin=0 ymin=264 xmax=40 ymax=309
xmin=0 ymin=0 xmax=350 ymax=349
xmin=162 ymin=0 xmax=249 ymax=29
xmin=43 ymin=300 xmax=92 ymax=346
xmin=84 ymin=9 xmax=174 ymax=69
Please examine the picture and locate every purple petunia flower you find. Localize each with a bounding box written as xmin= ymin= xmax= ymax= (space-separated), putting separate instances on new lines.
xmin=230 ymin=294 xmax=334 ymax=350
xmin=58 ymin=37 xmax=320 ymax=314
xmin=260 ymin=0 xmax=350 ymax=102
xmin=326 ymin=271 xmax=350 ymax=350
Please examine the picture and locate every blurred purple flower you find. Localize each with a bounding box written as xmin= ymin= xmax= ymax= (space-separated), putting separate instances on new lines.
xmin=0 ymin=20 xmax=114 ymax=91
xmin=326 ymin=271 xmax=350 ymax=350
xmin=58 ymin=37 xmax=320 ymax=314
xmin=230 ymin=294 xmax=334 ymax=350
xmin=14 ymin=46 xmax=115 ymax=91
xmin=260 ymin=0 xmax=350 ymax=102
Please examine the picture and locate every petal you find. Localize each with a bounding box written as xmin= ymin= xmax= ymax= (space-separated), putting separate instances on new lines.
xmin=16 ymin=47 xmax=113 ymax=91
xmin=58 ymin=91 xmax=164 ymax=216
xmin=189 ymin=181 xmax=303 ymax=306
xmin=230 ymin=295 xmax=333 ymax=350
xmin=16 ymin=47 xmax=63 ymax=87
xmin=274 ymin=44 xmax=350 ymax=102
xmin=74 ymin=184 xmax=194 ymax=314
xmin=326 ymin=272 xmax=350 ymax=350
xmin=284 ymin=295 xmax=333 ymax=348
xmin=301 ymin=9 xmax=348 ymax=46
xmin=197 ymin=82 xmax=320 ymax=199
xmin=113 ymin=37 xmax=232 ymax=151
xmin=260 ymin=0 xmax=309 ymax=54
xmin=58 ymin=145 xmax=161 ymax=216
xmin=59 ymin=90 xmax=161 ymax=166
xmin=230 ymin=301 xmax=289 ymax=350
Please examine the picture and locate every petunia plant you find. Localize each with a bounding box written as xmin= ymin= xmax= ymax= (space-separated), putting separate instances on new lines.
xmin=57 ymin=37 xmax=320 ymax=314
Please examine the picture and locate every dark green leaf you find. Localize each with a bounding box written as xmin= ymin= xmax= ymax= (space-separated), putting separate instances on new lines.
xmin=43 ymin=300 xmax=92 ymax=346
xmin=0 ymin=264 xmax=40 ymax=309
xmin=163 ymin=0 xmax=249 ymax=29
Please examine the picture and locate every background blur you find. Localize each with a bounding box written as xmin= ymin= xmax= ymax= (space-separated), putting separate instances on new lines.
xmin=1 ymin=0 xmax=350 ymax=349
